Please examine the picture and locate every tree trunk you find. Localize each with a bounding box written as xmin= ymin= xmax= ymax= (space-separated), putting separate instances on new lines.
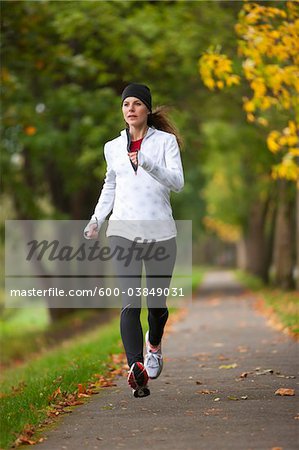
xmin=296 ymin=185 xmax=299 ymax=290
xmin=19 ymin=220 xmax=83 ymax=323
xmin=272 ymin=179 xmax=295 ymax=290
xmin=47 ymin=307 xmax=77 ymax=322
xmin=236 ymin=238 xmax=247 ymax=270
xmin=244 ymin=199 xmax=269 ymax=282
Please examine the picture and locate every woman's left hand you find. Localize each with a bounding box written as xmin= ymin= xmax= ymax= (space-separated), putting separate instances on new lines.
xmin=128 ymin=151 xmax=138 ymax=166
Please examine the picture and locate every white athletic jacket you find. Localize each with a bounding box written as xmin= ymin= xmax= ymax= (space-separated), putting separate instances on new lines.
xmin=85 ymin=126 xmax=184 ymax=241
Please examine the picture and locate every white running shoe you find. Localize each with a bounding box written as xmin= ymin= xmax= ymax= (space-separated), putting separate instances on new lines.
xmin=144 ymin=330 xmax=163 ymax=379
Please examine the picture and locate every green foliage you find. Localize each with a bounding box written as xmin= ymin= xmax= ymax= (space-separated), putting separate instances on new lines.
xmin=1 ymin=0 xmax=241 ymax=223
xmin=201 ymin=120 xmax=278 ymax=230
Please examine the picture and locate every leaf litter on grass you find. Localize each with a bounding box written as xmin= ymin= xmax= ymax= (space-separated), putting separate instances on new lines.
xmin=12 ymin=351 xmax=128 ymax=447
xmin=13 ymin=424 xmax=45 ymax=447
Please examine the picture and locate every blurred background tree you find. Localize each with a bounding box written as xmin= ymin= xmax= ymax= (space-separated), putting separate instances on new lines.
xmin=1 ymin=0 xmax=241 ymax=224
xmin=199 ymin=0 xmax=298 ymax=289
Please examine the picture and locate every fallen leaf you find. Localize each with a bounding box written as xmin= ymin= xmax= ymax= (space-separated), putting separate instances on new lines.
xmin=197 ymin=389 xmax=218 ymax=395
xmin=78 ymin=393 xmax=91 ymax=398
xmin=203 ymin=408 xmax=222 ymax=416
xmin=109 ymin=368 xmax=125 ymax=376
xmin=111 ymin=353 xmax=126 ymax=364
xmin=192 ymin=352 xmax=210 ymax=360
xmin=237 ymin=346 xmax=248 ymax=353
xmin=239 ymin=372 xmax=248 ymax=378
xmin=93 ymin=374 xmax=118 ymax=387
xmin=227 ymin=395 xmax=238 ymax=401
xmin=219 ymin=363 xmax=237 ymax=369
xmin=101 ymin=404 xmax=114 ymax=410
xmin=275 ymin=388 xmax=295 ymax=396
xmin=77 ymin=384 xmax=86 ymax=394
xmin=14 ymin=424 xmax=40 ymax=447
xmin=17 ymin=438 xmax=37 ymax=445
xmin=218 ymin=354 xmax=229 ymax=361
xmin=276 ymin=374 xmax=296 ymax=379
xmin=255 ymin=368 xmax=273 ymax=376
xmin=49 ymin=387 xmax=61 ymax=401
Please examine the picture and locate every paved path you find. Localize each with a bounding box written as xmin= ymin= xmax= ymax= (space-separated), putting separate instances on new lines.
xmin=36 ymin=271 xmax=298 ymax=450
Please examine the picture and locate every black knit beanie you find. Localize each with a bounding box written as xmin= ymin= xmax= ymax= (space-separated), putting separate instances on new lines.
xmin=121 ymin=83 xmax=152 ymax=112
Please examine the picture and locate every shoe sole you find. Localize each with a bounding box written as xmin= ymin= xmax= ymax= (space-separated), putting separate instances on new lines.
xmin=133 ymin=386 xmax=151 ymax=398
xmin=127 ymin=362 xmax=149 ymax=390
xmin=148 ymin=372 xmax=161 ymax=380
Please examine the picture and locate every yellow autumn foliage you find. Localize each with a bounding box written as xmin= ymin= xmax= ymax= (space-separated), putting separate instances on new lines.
xmin=198 ymin=52 xmax=240 ymax=91
xmin=198 ymin=1 xmax=299 ymax=182
xmin=272 ymin=158 xmax=299 ymax=182
xmin=203 ymin=216 xmax=241 ymax=243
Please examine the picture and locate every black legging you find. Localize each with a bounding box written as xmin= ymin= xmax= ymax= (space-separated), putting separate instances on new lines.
xmin=108 ymin=236 xmax=177 ymax=367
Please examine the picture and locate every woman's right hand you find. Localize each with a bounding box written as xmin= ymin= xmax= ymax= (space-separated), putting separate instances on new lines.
xmin=84 ymin=220 xmax=99 ymax=239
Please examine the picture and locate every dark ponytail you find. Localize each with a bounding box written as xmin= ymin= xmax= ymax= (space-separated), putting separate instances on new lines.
xmin=147 ymin=106 xmax=183 ymax=149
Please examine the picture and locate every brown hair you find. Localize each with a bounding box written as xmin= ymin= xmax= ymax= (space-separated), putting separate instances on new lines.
xmin=147 ymin=106 xmax=183 ymax=149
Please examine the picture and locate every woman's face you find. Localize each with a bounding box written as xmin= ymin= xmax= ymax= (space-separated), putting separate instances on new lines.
xmin=122 ymin=97 xmax=149 ymax=128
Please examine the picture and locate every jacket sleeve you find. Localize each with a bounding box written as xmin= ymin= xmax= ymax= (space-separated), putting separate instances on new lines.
xmin=90 ymin=143 xmax=116 ymax=227
xmin=138 ymin=134 xmax=184 ymax=193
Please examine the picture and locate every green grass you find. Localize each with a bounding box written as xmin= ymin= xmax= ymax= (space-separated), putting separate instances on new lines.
xmin=0 ymin=307 xmax=49 ymax=329
xmin=0 ymin=308 xmax=117 ymax=367
xmin=191 ymin=265 xmax=205 ymax=292
xmin=0 ymin=307 xmax=49 ymax=366
xmin=236 ymin=270 xmax=299 ymax=335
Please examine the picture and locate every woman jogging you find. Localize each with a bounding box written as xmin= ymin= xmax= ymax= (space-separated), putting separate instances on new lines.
xmin=84 ymin=83 xmax=184 ymax=398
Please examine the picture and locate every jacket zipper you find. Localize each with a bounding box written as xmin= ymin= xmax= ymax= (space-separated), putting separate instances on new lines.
xmin=126 ymin=128 xmax=138 ymax=175
xmin=126 ymin=127 xmax=151 ymax=176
